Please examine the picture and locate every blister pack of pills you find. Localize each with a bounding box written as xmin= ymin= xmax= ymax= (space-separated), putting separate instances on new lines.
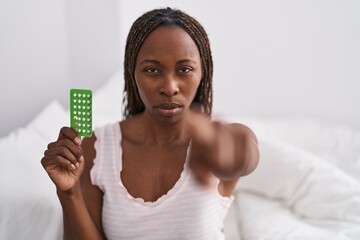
xmin=70 ymin=89 xmax=92 ymax=137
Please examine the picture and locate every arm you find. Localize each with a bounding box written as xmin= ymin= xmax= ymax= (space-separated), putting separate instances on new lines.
xmin=58 ymin=183 xmax=104 ymax=240
xmin=217 ymin=123 xmax=259 ymax=177
xmin=188 ymin=115 xmax=260 ymax=196
xmin=216 ymin=123 xmax=259 ymax=196
xmin=59 ymin=134 xmax=106 ymax=240
xmin=41 ymin=127 xmax=106 ymax=240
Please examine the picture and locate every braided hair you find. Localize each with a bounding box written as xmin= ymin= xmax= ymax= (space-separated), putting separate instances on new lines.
xmin=123 ymin=7 xmax=213 ymax=118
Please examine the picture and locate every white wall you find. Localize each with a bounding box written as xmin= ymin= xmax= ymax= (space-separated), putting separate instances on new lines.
xmin=120 ymin=0 xmax=360 ymax=128
xmin=64 ymin=0 xmax=122 ymax=90
xmin=0 ymin=0 xmax=122 ymax=137
xmin=1 ymin=0 xmax=359 ymax=137
xmin=0 ymin=0 xmax=71 ymax=136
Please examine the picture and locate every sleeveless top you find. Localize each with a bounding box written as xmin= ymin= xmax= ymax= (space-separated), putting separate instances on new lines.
xmin=90 ymin=122 xmax=233 ymax=240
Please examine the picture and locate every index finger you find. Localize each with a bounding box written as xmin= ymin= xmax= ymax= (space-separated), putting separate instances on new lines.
xmin=58 ymin=126 xmax=81 ymax=145
xmin=185 ymin=112 xmax=216 ymax=146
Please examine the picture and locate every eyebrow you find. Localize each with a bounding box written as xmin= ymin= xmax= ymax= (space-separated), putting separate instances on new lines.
xmin=176 ymin=59 xmax=197 ymax=65
xmin=139 ymin=59 xmax=161 ymax=65
xmin=139 ymin=59 xmax=197 ymax=65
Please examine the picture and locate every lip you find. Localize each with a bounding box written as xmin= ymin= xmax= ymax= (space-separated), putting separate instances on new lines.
xmin=154 ymin=103 xmax=183 ymax=117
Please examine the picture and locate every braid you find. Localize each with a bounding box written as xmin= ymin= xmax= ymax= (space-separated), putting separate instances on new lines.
xmin=123 ymin=8 xmax=213 ymax=118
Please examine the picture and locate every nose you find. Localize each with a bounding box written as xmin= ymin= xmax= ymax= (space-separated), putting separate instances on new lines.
xmin=159 ymin=76 xmax=179 ymax=97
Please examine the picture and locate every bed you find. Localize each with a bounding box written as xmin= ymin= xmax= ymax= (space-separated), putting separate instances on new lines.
xmin=1 ymin=71 xmax=360 ymax=240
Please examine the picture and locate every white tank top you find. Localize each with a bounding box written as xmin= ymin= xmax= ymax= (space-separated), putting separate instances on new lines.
xmin=90 ymin=122 xmax=233 ymax=240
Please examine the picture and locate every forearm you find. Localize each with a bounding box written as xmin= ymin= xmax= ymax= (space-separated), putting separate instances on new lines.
xmin=57 ymin=185 xmax=104 ymax=240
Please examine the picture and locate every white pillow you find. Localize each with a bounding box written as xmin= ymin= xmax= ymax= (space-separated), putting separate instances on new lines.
xmin=0 ymin=100 xmax=67 ymax=240
xmin=237 ymin=138 xmax=360 ymax=224
xmin=231 ymin=116 xmax=360 ymax=182
xmin=235 ymin=191 xmax=354 ymax=240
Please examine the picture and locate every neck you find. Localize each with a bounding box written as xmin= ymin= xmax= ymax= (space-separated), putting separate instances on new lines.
xmin=139 ymin=112 xmax=190 ymax=146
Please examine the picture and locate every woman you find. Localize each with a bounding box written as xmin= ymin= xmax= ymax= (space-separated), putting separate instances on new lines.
xmin=41 ymin=8 xmax=259 ymax=240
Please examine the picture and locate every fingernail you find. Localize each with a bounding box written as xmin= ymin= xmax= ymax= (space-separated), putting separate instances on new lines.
xmin=75 ymin=162 xmax=80 ymax=168
xmin=74 ymin=136 xmax=81 ymax=145
xmin=70 ymin=164 xmax=76 ymax=170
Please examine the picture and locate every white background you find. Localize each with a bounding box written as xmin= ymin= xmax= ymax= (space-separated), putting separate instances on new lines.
xmin=1 ymin=0 xmax=359 ymax=136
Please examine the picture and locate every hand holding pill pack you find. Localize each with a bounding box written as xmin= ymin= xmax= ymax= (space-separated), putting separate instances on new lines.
xmin=70 ymin=89 xmax=92 ymax=137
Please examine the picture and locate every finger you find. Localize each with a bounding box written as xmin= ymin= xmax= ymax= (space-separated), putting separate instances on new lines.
xmin=47 ymin=138 xmax=83 ymax=160
xmin=76 ymin=155 xmax=84 ymax=168
xmin=41 ymin=155 xmax=77 ymax=171
xmin=189 ymin=118 xmax=217 ymax=148
xmin=216 ymin=126 xmax=235 ymax=170
xmin=44 ymin=147 xmax=79 ymax=165
xmin=58 ymin=127 xmax=81 ymax=146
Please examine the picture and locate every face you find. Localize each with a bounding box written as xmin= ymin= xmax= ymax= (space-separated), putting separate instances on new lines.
xmin=134 ymin=26 xmax=202 ymax=123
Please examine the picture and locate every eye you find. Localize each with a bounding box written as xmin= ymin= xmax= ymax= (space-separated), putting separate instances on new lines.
xmin=179 ymin=67 xmax=192 ymax=73
xmin=145 ymin=67 xmax=158 ymax=73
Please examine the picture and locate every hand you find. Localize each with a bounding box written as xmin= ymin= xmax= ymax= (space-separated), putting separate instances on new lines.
xmin=41 ymin=127 xmax=85 ymax=192
xmin=186 ymin=110 xmax=236 ymax=185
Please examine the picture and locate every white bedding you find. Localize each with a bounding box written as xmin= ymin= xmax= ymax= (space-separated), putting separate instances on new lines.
xmin=1 ymin=72 xmax=360 ymax=240
xmin=224 ymin=135 xmax=360 ymax=239
xmin=0 ymin=100 xmax=67 ymax=240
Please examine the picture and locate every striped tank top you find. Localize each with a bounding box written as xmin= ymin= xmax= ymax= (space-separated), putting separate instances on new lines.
xmin=90 ymin=122 xmax=233 ymax=240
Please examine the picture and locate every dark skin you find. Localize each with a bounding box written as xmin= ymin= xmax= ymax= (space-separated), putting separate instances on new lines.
xmin=41 ymin=26 xmax=259 ymax=240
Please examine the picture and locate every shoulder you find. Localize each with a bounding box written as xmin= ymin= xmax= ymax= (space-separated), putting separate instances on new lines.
xmin=120 ymin=115 xmax=145 ymax=144
xmin=80 ymin=121 xmax=118 ymax=169
xmin=81 ymin=133 xmax=97 ymax=172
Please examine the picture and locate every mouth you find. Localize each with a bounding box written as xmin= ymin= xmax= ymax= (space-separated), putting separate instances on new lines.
xmin=154 ymin=103 xmax=183 ymax=117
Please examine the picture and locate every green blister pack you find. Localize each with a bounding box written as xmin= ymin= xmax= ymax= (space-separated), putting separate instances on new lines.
xmin=70 ymin=89 xmax=92 ymax=137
